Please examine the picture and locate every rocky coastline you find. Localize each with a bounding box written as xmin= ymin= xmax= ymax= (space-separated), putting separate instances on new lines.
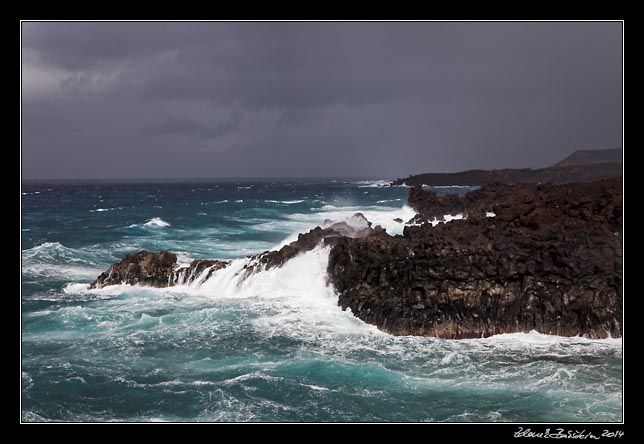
xmin=392 ymin=149 xmax=622 ymax=187
xmin=328 ymin=178 xmax=622 ymax=338
xmin=89 ymin=177 xmax=622 ymax=339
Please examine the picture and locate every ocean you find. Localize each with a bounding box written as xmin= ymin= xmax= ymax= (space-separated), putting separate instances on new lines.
xmin=21 ymin=179 xmax=622 ymax=422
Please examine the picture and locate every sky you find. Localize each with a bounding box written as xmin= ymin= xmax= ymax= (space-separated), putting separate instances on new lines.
xmin=21 ymin=21 xmax=623 ymax=180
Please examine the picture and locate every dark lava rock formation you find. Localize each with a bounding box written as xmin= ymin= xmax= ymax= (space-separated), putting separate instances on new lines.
xmin=392 ymin=163 xmax=622 ymax=187
xmin=327 ymin=178 xmax=622 ymax=338
xmin=407 ymin=185 xmax=464 ymax=223
xmin=89 ymin=251 xmax=228 ymax=289
xmin=90 ymin=213 xmax=379 ymax=288
xmin=90 ymin=180 xmax=622 ymax=340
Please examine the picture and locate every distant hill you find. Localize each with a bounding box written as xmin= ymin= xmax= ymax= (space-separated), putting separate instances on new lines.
xmin=392 ymin=149 xmax=622 ymax=186
xmin=553 ymin=148 xmax=622 ymax=167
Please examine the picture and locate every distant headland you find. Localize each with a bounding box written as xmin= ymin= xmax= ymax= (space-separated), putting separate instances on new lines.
xmin=392 ymin=148 xmax=622 ymax=186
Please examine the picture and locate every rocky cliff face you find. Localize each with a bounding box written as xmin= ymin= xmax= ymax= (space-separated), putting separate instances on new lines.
xmin=327 ymin=178 xmax=622 ymax=338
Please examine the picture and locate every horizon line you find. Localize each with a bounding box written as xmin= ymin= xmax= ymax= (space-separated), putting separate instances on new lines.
xmin=21 ymin=175 xmax=393 ymax=183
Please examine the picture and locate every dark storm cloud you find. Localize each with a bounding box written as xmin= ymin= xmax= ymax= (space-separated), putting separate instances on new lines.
xmin=21 ymin=21 xmax=622 ymax=179
xmin=142 ymin=113 xmax=241 ymax=140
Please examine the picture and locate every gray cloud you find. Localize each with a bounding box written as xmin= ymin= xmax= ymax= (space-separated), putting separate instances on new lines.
xmin=21 ymin=21 xmax=622 ymax=180
xmin=144 ymin=114 xmax=216 ymax=140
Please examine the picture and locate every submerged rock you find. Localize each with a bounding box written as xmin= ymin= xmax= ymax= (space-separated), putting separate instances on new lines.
xmin=328 ymin=178 xmax=623 ymax=339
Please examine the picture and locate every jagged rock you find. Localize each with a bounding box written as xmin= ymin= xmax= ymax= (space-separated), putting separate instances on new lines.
xmin=90 ymin=252 xmax=229 ymax=289
xmin=90 ymin=250 xmax=178 ymax=289
xmin=323 ymin=212 xmax=373 ymax=238
xmin=90 ymin=213 xmax=380 ymax=288
xmin=328 ymin=178 xmax=623 ymax=339
xmin=244 ymin=213 xmax=379 ymax=274
xmin=407 ymin=186 xmax=464 ymax=220
xmin=89 ymin=181 xmax=622 ymax=340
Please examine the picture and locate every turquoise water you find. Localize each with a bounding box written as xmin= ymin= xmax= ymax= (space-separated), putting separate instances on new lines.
xmin=21 ymin=180 xmax=622 ymax=422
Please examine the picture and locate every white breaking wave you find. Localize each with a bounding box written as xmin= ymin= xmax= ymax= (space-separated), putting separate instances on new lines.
xmin=427 ymin=213 xmax=465 ymax=227
xmin=470 ymin=330 xmax=622 ymax=349
xmin=144 ymin=218 xmax=171 ymax=228
xmin=425 ymin=211 xmax=494 ymax=227
xmin=269 ymin=205 xmax=417 ymax=249
xmin=62 ymin=282 xmax=127 ymax=299
xmin=126 ymin=218 xmax=171 ymax=229
xmin=353 ymin=179 xmax=391 ymax=188
xmin=22 ymin=242 xmax=100 ymax=263
xmin=23 ymin=265 xmax=102 ymax=280
xmin=90 ymin=207 xmax=123 ymax=213
xmin=281 ymin=200 xmax=305 ymax=204
xmin=177 ymin=246 xmax=381 ymax=339
xmin=315 ymin=204 xmax=416 ymax=233
xmin=264 ymin=200 xmax=305 ymax=205
xmin=21 ymin=242 xmax=110 ymax=280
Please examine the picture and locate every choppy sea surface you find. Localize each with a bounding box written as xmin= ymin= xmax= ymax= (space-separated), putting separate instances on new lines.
xmin=21 ymin=179 xmax=622 ymax=422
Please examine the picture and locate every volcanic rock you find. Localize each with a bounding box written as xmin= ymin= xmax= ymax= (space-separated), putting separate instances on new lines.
xmin=90 ymin=251 xmax=229 ymax=289
xmin=89 ymin=250 xmax=178 ymax=289
xmin=328 ymin=178 xmax=623 ymax=339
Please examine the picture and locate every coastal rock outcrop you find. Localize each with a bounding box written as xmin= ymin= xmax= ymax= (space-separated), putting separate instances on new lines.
xmin=407 ymin=185 xmax=464 ymax=223
xmin=90 ymin=251 xmax=178 ymax=289
xmin=243 ymin=213 xmax=382 ymax=274
xmin=89 ymin=180 xmax=622 ymax=340
xmin=328 ymin=178 xmax=622 ymax=339
xmin=90 ymin=213 xmax=378 ymax=288
xmin=89 ymin=251 xmax=228 ymax=289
